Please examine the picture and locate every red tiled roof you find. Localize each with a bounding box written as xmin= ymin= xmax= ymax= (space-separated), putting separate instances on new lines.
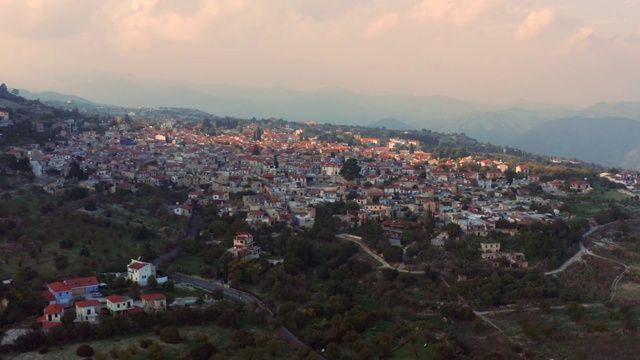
xmin=42 ymin=321 xmax=63 ymax=329
xmin=75 ymin=300 xmax=102 ymax=307
xmin=106 ymin=295 xmax=126 ymax=303
xmin=128 ymin=262 xmax=148 ymax=270
xmin=140 ymin=293 xmax=167 ymax=301
xmin=48 ymin=282 xmax=71 ymax=293
xmin=65 ymin=276 xmax=99 ymax=289
xmin=42 ymin=290 xmax=56 ymax=302
xmin=127 ymin=307 xmax=144 ymax=314
xmin=44 ymin=304 xmax=65 ymax=315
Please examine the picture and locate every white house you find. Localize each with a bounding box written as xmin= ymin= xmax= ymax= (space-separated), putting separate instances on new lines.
xmin=106 ymin=295 xmax=133 ymax=316
xmin=127 ymin=259 xmax=157 ymax=286
xmin=173 ymin=204 xmax=192 ymax=217
xmin=75 ymin=300 xmax=102 ymax=323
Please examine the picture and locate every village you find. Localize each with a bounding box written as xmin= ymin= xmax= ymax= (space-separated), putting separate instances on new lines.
xmin=3 ymin=114 xmax=640 ymax=343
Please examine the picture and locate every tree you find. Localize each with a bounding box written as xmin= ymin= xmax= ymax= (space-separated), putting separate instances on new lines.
xmin=76 ymin=344 xmax=95 ymax=357
xmin=340 ymin=158 xmax=362 ymax=181
xmin=54 ymin=255 xmax=69 ymax=271
xmin=159 ymin=326 xmax=181 ymax=344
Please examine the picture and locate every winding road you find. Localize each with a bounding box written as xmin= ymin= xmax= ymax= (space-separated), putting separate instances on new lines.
xmin=172 ymin=273 xmax=323 ymax=358
xmin=335 ymin=233 xmax=425 ymax=274
xmin=544 ymin=223 xmax=608 ymax=276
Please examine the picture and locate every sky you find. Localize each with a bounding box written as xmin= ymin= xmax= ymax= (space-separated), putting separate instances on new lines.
xmin=1 ymin=0 xmax=639 ymax=106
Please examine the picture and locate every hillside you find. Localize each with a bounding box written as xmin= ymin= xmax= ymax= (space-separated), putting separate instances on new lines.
xmin=515 ymin=116 xmax=640 ymax=168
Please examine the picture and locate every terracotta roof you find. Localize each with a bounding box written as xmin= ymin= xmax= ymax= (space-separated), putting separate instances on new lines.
xmin=48 ymin=282 xmax=71 ymax=293
xmin=75 ymin=300 xmax=102 ymax=307
xmin=106 ymin=295 xmax=126 ymax=303
xmin=140 ymin=293 xmax=166 ymax=301
xmin=42 ymin=290 xmax=56 ymax=302
xmin=65 ymin=276 xmax=99 ymax=289
xmin=44 ymin=304 xmax=65 ymax=315
xmin=128 ymin=262 xmax=148 ymax=270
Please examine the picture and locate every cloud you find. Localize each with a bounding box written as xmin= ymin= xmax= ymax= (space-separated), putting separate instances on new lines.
xmin=98 ymin=0 xmax=245 ymax=51
xmin=561 ymin=27 xmax=596 ymax=52
xmin=411 ymin=0 xmax=502 ymax=26
xmin=366 ymin=12 xmax=398 ymax=36
xmin=516 ymin=7 xmax=556 ymax=40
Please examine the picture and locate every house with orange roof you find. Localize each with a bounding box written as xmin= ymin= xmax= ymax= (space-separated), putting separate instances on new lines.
xmin=75 ymin=300 xmax=102 ymax=323
xmin=127 ymin=259 xmax=157 ymax=286
xmin=140 ymin=293 xmax=167 ymax=313
xmin=106 ymin=295 xmax=133 ymax=316
xmin=38 ymin=304 xmax=65 ymax=330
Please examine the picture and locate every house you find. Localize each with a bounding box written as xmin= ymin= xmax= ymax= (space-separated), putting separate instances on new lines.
xmin=65 ymin=276 xmax=100 ymax=297
xmin=106 ymin=295 xmax=133 ymax=315
xmin=47 ymin=282 xmax=73 ymax=305
xmin=173 ymin=204 xmax=192 ymax=217
xmin=480 ymin=243 xmax=501 ymax=253
xmin=42 ymin=304 xmax=65 ymax=323
xmin=140 ymin=294 xmax=167 ymax=313
xmin=127 ymin=259 xmax=157 ymax=286
xmin=38 ymin=304 xmax=65 ymax=330
xmin=227 ymin=232 xmax=261 ymax=260
xmin=570 ymin=180 xmax=592 ymax=193
xmin=515 ymin=165 xmax=530 ymax=175
xmin=75 ymin=300 xmax=102 ymax=323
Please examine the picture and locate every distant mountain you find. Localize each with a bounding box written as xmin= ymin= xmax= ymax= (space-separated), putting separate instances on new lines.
xmin=579 ymin=101 xmax=640 ymax=120
xmin=439 ymin=107 xmax=579 ymax=145
xmin=18 ymin=89 xmax=96 ymax=104
xmin=40 ymin=77 xmax=640 ymax=169
xmin=514 ymin=116 xmax=640 ymax=168
xmin=62 ymin=78 xmax=497 ymax=125
xmin=369 ymin=118 xmax=415 ymax=130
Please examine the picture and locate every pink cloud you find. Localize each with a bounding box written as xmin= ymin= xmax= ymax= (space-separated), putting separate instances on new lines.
xmin=366 ymin=12 xmax=398 ymax=36
xmin=411 ymin=0 xmax=502 ymax=26
xmin=516 ymin=7 xmax=556 ymax=40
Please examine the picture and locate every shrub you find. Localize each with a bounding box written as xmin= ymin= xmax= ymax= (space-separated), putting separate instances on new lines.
xmin=159 ymin=326 xmax=181 ymax=344
xmin=139 ymin=338 xmax=153 ymax=349
xmin=38 ymin=345 xmax=49 ymax=354
xmin=190 ymin=341 xmax=218 ymax=360
xmin=76 ymin=344 xmax=95 ymax=357
xmin=192 ymin=332 xmax=209 ymax=343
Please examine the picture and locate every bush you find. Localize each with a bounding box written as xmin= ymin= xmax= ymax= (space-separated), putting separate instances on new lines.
xmin=159 ymin=326 xmax=181 ymax=344
xmin=139 ymin=338 xmax=153 ymax=349
xmin=38 ymin=345 xmax=49 ymax=354
xmin=190 ymin=341 xmax=218 ymax=360
xmin=76 ymin=344 xmax=95 ymax=357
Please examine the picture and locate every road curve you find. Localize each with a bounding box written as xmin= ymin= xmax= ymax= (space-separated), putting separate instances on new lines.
xmin=335 ymin=233 xmax=425 ymax=274
xmin=172 ymin=273 xmax=323 ymax=359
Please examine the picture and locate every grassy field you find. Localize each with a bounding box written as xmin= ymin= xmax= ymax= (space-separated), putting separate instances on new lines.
xmin=0 ymin=189 xmax=183 ymax=279
xmin=8 ymin=323 xmax=293 ymax=360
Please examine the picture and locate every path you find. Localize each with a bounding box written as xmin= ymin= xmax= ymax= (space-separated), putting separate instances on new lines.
xmin=153 ymin=209 xmax=199 ymax=267
xmin=544 ymin=223 xmax=610 ymax=276
xmin=543 ymin=222 xmax=630 ymax=301
xmin=172 ymin=273 xmax=324 ymax=359
xmin=335 ymin=233 xmax=425 ymax=274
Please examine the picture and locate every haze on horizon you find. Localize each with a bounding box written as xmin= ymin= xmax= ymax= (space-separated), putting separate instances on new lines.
xmin=1 ymin=0 xmax=639 ymax=107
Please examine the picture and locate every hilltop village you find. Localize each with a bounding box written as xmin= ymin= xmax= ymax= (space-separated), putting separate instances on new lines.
xmin=3 ymin=108 xmax=640 ymax=359
xmin=9 ymin=116 xmax=628 ymax=237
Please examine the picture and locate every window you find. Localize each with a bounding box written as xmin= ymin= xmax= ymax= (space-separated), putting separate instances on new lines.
xmin=87 ymin=309 xmax=91 ymax=314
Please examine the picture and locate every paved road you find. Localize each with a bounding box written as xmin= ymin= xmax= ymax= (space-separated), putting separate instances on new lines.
xmin=335 ymin=233 xmax=425 ymax=274
xmin=544 ymin=223 xmax=610 ymax=276
xmin=172 ymin=273 xmax=323 ymax=358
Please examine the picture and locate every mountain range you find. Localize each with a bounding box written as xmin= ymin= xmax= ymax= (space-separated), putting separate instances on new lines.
xmin=18 ymin=77 xmax=640 ymax=169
